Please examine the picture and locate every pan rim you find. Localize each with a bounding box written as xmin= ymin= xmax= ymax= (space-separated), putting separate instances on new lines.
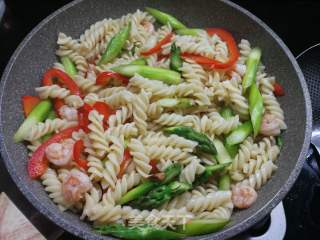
xmin=0 ymin=0 xmax=312 ymax=239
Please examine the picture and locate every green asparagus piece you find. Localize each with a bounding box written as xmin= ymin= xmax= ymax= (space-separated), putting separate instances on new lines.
xmin=131 ymin=181 xmax=191 ymax=210
xmin=242 ymin=48 xmax=262 ymax=94
xmin=193 ymin=163 xmax=231 ymax=187
xmin=276 ymin=135 xmax=284 ymax=149
xmin=212 ymin=139 xmax=232 ymax=164
xmin=220 ymin=106 xmax=234 ymax=119
xmin=14 ymin=100 xmax=52 ymax=142
xmin=129 ymin=57 xmax=147 ymax=65
xmin=218 ymin=175 xmax=231 ymax=190
xmin=249 ymin=83 xmax=264 ymax=137
xmin=120 ymin=163 xmax=181 ymax=205
xmin=164 ymin=126 xmax=216 ymax=154
xmin=145 ymin=7 xmax=187 ymax=30
xmin=225 ymin=121 xmax=253 ymax=146
xmin=95 ymin=224 xmax=185 ymax=240
xmin=119 ymin=181 xmax=156 ymax=205
xmin=111 ymin=64 xmax=181 ymax=85
xmin=162 ymin=163 xmax=182 ymax=184
xmin=157 ymin=98 xmax=194 ymax=109
xmin=98 ymin=23 xmax=131 ymax=65
xmin=175 ymin=219 xmax=230 ymax=236
xmin=176 ymin=28 xmax=204 ymax=36
xmin=60 ymin=56 xmax=77 ymax=77
xmin=224 ymin=140 xmax=239 ymax=158
xmin=170 ymin=43 xmax=183 ymax=72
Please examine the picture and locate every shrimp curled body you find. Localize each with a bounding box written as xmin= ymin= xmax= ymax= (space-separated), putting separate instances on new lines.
xmin=232 ymin=185 xmax=257 ymax=209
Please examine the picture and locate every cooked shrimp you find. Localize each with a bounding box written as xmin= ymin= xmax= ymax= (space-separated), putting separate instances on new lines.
xmin=45 ymin=139 xmax=75 ymax=167
xmin=232 ymin=185 xmax=257 ymax=209
xmin=142 ymin=21 xmax=155 ymax=33
xmin=260 ymin=113 xmax=281 ymax=136
xmin=62 ymin=169 xmax=92 ymax=203
xmin=59 ymin=105 xmax=78 ymax=121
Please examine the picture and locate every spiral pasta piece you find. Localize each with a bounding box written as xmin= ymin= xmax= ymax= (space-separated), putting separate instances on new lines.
xmin=141 ymin=131 xmax=198 ymax=152
xmin=154 ymin=113 xmax=197 ymax=127
xmin=238 ymin=161 xmax=277 ymax=190
xmin=132 ymin=90 xmax=150 ymax=135
xmin=40 ymin=168 xmax=73 ymax=211
xmin=88 ymin=110 xmax=109 ymax=157
xmin=108 ymin=105 xmax=133 ymax=128
xmin=36 ymin=85 xmax=70 ymax=99
xmin=103 ymin=135 xmax=125 ymax=189
xmin=180 ymin=158 xmax=205 ymax=184
xmin=105 ymin=123 xmax=138 ymax=139
xmin=128 ymin=138 xmax=151 ymax=178
xmin=74 ymin=75 xmax=102 ymax=94
xmin=186 ymin=191 xmax=232 ymax=213
xmin=199 ymin=113 xmax=240 ymax=135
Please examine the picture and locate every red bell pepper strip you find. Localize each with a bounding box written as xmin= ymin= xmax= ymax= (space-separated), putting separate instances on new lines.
xmin=73 ymin=139 xmax=88 ymax=171
xmin=93 ymin=102 xmax=114 ymax=122
xmin=117 ymin=148 xmax=133 ymax=178
xmin=22 ymin=96 xmax=41 ymax=117
xmin=273 ymin=82 xmax=285 ymax=97
xmin=42 ymin=68 xmax=81 ymax=96
xmin=141 ymin=33 xmax=173 ymax=56
xmin=96 ymin=72 xmax=129 ymax=86
xmin=53 ymin=98 xmax=65 ymax=116
xmin=182 ymin=28 xmax=239 ymax=70
xmin=78 ymin=103 xmax=93 ymax=133
xmin=28 ymin=126 xmax=81 ymax=179
xmin=149 ymin=159 xmax=159 ymax=174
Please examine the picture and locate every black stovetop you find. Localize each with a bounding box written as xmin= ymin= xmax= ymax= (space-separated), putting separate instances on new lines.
xmin=1 ymin=1 xmax=320 ymax=239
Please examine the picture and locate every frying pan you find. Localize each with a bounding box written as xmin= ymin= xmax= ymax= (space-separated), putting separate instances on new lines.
xmin=0 ymin=0 xmax=312 ymax=239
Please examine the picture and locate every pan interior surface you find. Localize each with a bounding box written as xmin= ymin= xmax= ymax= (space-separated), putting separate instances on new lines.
xmin=0 ymin=0 xmax=311 ymax=239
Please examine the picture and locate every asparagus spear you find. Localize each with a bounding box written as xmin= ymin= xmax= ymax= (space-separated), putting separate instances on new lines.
xmin=242 ymin=48 xmax=262 ymax=94
xmin=170 ymin=43 xmax=183 ymax=72
xmin=175 ymin=219 xmax=230 ymax=236
xmin=164 ymin=126 xmax=216 ymax=154
xmin=276 ymin=135 xmax=284 ymax=149
xmin=220 ymin=106 xmax=234 ymax=119
xmin=119 ymin=163 xmax=181 ymax=205
xmin=212 ymin=139 xmax=232 ymax=165
xmin=249 ymin=83 xmax=264 ymax=137
xmin=218 ymin=174 xmax=231 ymax=191
xmin=129 ymin=57 xmax=147 ymax=65
xmin=157 ymin=98 xmax=194 ymax=109
xmin=225 ymin=121 xmax=253 ymax=146
xmin=145 ymin=7 xmax=187 ymax=30
xmin=60 ymin=56 xmax=77 ymax=77
xmin=111 ymin=64 xmax=181 ymax=85
xmin=193 ymin=163 xmax=231 ymax=187
xmin=95 ymin=224 xmax=185 ymax=240
xmin=131 ymin=181 xmax=191 ymax=210
xmin=176 ymin=28 xmax=204 ymax=36
xmin=14 ymin=100 xmax=52 ymax=142
xmin=98 ymin=23 xmax=131 ymax=65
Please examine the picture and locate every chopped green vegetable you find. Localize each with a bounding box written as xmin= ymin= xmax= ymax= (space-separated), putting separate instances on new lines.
xmin=132 ymin=181 xmax=191 ymax=210
xmin=175 ymin=218 xmax=230 ymax=236
xmin=224 ymin=141 xmax=239 ymax=158
xmin=164 ymin=126 xmax=216 ymax=154
xmin=212 ymin=139 xmax=232 ymax=164
xmin=176 ymin=28 xmax=203 ymax=36
xmin=145 ymin=7 xmax=186 ymax=30
xmin=249 ymin=83 xmax=264 ymax=137
xmin=242 ymin=48 xmax=262 ymax=94
xmin=276 ymin=135 xmax=284 ymax=149
xmin=218 ymin=175 xmax=231 ymax=190
xmin=162 ymin=163 xmax=182 ymax=184
xmin=193 ymin=163 xmax=231 ymax=187
xmin=157 ymin=98 xmax=194 ymax=109
xmin=95 ymin=224 xmax=185 ymax=240
xmin=119 ymin=181 xmax=156 ymax=205
xmin=170 ymin=43 xmax=183 ymax=72
xmin=60 ymin=56 xmax=77 ymax=77
xmin=225 ymin=121 xmax=253 ymax=146
xmin=98 ymin=23 xmax=131 ymax=65
xmin=220 ymin=107 xmax=234 ymax=119
xmin=14 ymin=100 xmax=52 ymax=142
xmin=130 ymin=57 xmax=147 ymax=65
xmin=112 ymin=64 xmax=181 ymax=85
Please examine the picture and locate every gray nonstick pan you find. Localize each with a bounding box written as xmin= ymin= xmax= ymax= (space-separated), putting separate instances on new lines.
xmin=0 ymin=0 xmax=312 ymax=239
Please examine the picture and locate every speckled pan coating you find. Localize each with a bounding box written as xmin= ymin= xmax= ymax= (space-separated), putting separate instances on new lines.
xmin=0 ymin=0 xmax=312 ymax=239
